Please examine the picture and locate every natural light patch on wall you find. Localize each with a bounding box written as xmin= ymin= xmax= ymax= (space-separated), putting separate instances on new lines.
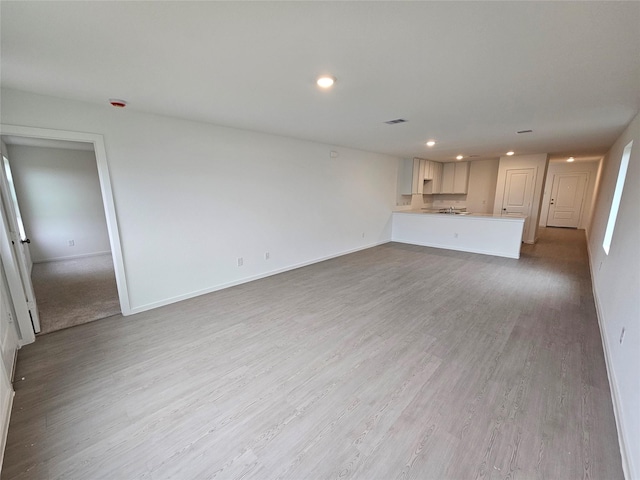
xmin=602 ymin=141 xmax=633 ymax=255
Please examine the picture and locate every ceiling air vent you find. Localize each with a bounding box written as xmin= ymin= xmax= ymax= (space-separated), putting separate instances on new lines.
xmin=516 ymin=129 xmax=533 ymax=134
xmin=384 ymin=118 xmax=407 ymax=125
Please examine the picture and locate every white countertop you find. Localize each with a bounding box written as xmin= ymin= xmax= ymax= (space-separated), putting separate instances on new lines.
xmin=393 ymin=209 xmax=526 ymax=222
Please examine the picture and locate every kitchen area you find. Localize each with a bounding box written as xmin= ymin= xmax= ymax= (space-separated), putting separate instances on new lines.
xmin=392 ymin=155 xmax=549 ymax=259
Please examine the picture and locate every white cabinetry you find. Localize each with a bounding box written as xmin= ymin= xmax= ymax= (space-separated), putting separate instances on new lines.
xmin=398 ymin=158 xmax=414 ymax=195
xmin=412 ymin=158 xmax=426 ymax=194
xmin=399 ymin=158 xmax=451 ymax=195
xmin=440 ymin=162 xmax=469 ymax=194
xmin=424 ymin=161 xmax=442 ymax=194
xmin=400 ymin=158 xmax=428 ymax=195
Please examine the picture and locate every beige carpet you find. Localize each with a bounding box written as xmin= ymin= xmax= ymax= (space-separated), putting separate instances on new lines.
xmin=31 ymin=254 xmax=120 ymax=335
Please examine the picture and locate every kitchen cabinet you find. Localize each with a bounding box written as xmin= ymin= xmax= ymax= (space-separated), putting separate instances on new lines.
xmin=424 ymin=161 xmax=442 ymax=194
xmin=400 ymin=158 xmax=451 ymax=195
xmin=399 ymin=158 xmax=426 ymax=194
xmin=440 ymin=161 xmax=469 ymax=194
xmin=433 ymin=162 xmax=443 ymax=193
xmin=424 ymin=160 xmax=434 ymax=180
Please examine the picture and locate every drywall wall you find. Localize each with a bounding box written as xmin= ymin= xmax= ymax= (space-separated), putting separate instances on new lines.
xmin=6 ymin=145 xmax=110 ymax=262
xmin=587 ymin=112 xmax=639 ymax=480
xmin=0 ymin=88 xmax=399 ymax=312
xmin=493 ymin=153 xmax=549 ymax=244
xmin=539 ymin=160 xmax=600 ymax=231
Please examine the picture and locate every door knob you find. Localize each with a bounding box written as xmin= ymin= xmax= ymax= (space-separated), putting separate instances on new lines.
xmin=20 ymin=238 xmax=31 ymax=244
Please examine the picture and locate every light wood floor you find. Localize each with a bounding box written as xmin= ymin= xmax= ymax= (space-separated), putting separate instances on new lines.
xmin=2 ymin=228 xmax=622 ymax=479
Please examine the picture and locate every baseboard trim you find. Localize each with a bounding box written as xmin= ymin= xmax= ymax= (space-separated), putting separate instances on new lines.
xmin=128 ymin=240 xmax=390 ymax=315
xmin=585 ymin=232 xmax=631 ymax=480
xmin=33 ymin=251 xmax=111 ymax=264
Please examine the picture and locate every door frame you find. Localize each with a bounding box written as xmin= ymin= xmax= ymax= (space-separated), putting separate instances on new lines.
xmin=0 ymin=124 xmax=131 ymax=341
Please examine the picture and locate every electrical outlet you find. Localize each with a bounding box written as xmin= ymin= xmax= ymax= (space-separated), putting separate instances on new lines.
xmin=68 ymin=240 xmax=75 ymax=247
xmin=265 ymin=252 xmax=270 ymax=260
xmin=237 ymin=257 xmax=243 ymax=267
xmin=362 ymin=232 xmax=365 ymax=238
xmin=454 ymin=233 xmax=458 ymax=238
xmin=619 ymin=327 xmax=626 ymax=344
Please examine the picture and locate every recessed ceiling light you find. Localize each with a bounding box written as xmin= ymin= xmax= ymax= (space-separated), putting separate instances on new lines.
xmin=426 ymin=140 xmax=436 ymax=147
xmin=567 ymin=157 xmax=575 ymax=162
xmin=506 ymin=151 xmax=515 ymax=156
xmin=316 ymin=75 xmax=336 ymax=88
xmin=456 ymin=155 xmax=464 ymax=160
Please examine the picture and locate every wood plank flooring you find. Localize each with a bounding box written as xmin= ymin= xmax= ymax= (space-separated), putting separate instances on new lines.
xmin=1 ymin=227 xmax=623 ymax=479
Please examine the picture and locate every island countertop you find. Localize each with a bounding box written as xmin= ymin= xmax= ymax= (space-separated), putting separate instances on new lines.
xmin=391 ymin=210 xmax=526 ymax=258
xmin=393 ymin=209 xmax=526 ymax=222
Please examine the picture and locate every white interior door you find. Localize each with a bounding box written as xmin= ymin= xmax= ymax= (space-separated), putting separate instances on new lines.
xmin=0 ymin=200 xmax=35 ymax=345
xmin=0 ymin=153 xmax=40 ymax=334
xmin=0 ymin=269 xmax=18 ymax=469
xmin=502 ymin=168 xmax=535 ymax=240
xmin=547 ymin=173 xmax=588 ymax=228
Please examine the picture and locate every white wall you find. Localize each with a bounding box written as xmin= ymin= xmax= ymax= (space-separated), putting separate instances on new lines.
xmin=493 ymin=153 xmax=549 ymax=244
xmin=587 ymin=112 xmax=639 ymax=480
xmin=6 ymin=145 xmax=111 ymax=262
xmin=539 ymin=160 xmax=600 ymax=231
xmin=0 ymin=88 xmax=399 ymax=312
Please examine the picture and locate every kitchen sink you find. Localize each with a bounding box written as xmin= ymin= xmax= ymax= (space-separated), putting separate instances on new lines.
xmin=438 ymin=210 xmax=469 ymax=215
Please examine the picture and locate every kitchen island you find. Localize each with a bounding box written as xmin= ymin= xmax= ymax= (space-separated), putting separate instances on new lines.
xmin=392 ymin=210 xmax=526 ymax=259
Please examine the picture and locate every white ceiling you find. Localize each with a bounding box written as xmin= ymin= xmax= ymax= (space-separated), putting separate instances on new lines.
xmin=1 ymin=1 xmax=639 ymax=163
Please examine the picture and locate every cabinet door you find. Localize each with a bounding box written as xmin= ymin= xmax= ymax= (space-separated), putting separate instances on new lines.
xmin=424 ymin=161 xmax=434 ymax=180
xmin=399 ymin=158 xmax=414 ymax=195
xmin=453 ymin=162 xmax=469 ymax=193
xmin=411 ymin=158 xmax=425 ymax=194
xmin=441 ymin=163 xmax=455 ymax=193
xmin=432 ymin=162 xmax=443 ymax=193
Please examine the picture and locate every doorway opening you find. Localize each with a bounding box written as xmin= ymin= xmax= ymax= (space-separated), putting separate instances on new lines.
xmin=0 ymin=125 xmax=130 ymax=343
xmin=3 ymin=139 xmax=120 ymax=333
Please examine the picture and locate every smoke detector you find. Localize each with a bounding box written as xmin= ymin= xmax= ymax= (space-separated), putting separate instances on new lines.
xmin=109 ymin=99 xmax=127 ymax=108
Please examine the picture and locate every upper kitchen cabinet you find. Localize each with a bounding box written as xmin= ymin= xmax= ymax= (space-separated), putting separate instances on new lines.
xmin=399 ymin=158 xmax=426 ymax=194
xmin=399 ymin=158 xmax=449 ymax=195
xmin=424 ymin=161 xmax=443 ymax=194
xmin=440 ymin=162 xmax=469 ymax=194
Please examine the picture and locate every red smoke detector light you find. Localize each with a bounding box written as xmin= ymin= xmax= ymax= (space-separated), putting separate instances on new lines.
xmin=109 ymin=99 xmax=127 ymax=108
